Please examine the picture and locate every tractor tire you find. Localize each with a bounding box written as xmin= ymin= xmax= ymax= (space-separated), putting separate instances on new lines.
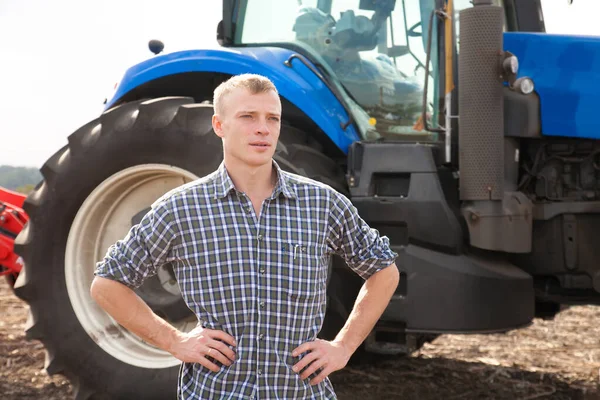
xmin=13 ymin=97 xmax=351 ymax=399
xmin=4 ymin=273 xmax=17 ymax=291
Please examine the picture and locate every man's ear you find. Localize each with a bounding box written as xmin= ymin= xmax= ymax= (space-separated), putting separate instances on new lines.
xmin=212 ymin=114 xmax=225 ymax=138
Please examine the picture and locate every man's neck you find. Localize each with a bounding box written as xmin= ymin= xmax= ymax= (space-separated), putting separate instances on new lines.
xmin=224 ymin=156 xmax=276 ymax=199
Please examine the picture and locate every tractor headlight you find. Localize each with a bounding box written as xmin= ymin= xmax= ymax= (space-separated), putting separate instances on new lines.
xmin=503 ymin=55 xmax=519 ymax=76
xmin=513 ymin=77 xmax=535 ymax=95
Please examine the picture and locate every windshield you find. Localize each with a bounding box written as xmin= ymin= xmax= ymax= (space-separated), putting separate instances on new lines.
xmin=234 ymin=0 xmax=441 ymax=140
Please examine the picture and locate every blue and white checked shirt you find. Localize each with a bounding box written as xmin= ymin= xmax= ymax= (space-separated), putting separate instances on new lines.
xmin=95 ymin=160 xmax=397 ymax=399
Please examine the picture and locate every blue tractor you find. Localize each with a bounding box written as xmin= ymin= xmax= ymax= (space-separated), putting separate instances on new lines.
xmin=12 ymin=0 xmax=600 ymax=398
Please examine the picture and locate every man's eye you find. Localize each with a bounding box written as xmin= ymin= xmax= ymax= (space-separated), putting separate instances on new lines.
xmin=270 ymin=117 xmax=280 ymax=122
xmin=241 ymin=114 xmax=252 ymax=118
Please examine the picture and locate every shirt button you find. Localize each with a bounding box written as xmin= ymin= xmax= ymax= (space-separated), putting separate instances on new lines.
xmin=259 ymin=267 xmax=265 ymax=274
xmin=258 ymin=333 xmax=264 ymax=340
xmin=259 ymin=301 xmax=265 ymax=308
xmin=257 ymin=369 xmax=263 ymax=376
xmin=257 ymin=234 xmax=263 ymax=241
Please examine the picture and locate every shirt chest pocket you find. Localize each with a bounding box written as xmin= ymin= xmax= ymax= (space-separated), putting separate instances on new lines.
xmin=276 ymin=242 xmax=329 ymax=301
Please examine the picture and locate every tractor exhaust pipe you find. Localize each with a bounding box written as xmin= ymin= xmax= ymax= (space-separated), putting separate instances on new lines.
xmin=458 ymin=0 xmax=533 ymax=253
xmin=458 ymin=0 xmax=504 ymax=201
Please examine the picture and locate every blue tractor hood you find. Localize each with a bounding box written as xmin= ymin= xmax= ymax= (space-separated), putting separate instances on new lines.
xmin=104 ymin=46 xmax=361 ymax=154
xmin=505 ymin=32 xmax=600 ymax=140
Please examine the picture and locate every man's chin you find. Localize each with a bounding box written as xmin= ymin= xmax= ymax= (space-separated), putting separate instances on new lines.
xmin=243 ymin=155 xmax=274 ymax=168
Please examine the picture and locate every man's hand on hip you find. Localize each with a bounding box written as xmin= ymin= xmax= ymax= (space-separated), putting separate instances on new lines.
xmin=169 ymin=325 xmax=237 ymax=372
xmin=291 ymin=339 xmax=351 ymax=385
xmin=290 ymin=264 xmax=399 ymax=384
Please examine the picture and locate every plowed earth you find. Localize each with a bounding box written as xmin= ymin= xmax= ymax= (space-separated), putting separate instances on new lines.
xmin=1 ymin=279 xmax=599 ymax=399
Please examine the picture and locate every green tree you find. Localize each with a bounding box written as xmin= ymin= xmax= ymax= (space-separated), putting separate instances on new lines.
xmin=15 ymin=183 xmax=35 ymax=195
xmin=0 ymin=166 xmax=42 ymax=190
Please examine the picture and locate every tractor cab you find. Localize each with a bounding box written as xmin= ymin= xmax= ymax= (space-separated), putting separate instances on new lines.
xmin=220 ymin=0 xmax=449 ymax=141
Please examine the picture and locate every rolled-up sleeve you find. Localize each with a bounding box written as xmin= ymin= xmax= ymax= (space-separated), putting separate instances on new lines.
xmin=326 ymin=192 xmax=398 ymax=280
xmin=94 ymin=199 xmax=177 ymax=289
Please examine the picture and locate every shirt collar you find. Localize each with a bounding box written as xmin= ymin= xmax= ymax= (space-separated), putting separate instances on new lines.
xmin=213 ymin=159 xmax=297 ymax=200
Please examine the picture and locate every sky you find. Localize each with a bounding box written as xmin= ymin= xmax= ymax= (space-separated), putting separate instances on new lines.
xmin=0 ymin=0 xmax=222 ymax=167
xmin=1 ymin=0 xmax=598 ymax=168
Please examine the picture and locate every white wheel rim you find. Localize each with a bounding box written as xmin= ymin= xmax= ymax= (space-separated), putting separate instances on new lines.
xmin=65 ymin=164 xmax=199 ymax=369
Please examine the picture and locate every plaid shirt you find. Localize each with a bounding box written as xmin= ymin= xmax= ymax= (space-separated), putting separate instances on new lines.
xmin=95 ymin=160 xmax=397 ymax=400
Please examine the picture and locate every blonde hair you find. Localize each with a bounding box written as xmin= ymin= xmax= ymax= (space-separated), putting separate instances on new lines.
xmin=213 ymin=74 xmax=279 ymax=116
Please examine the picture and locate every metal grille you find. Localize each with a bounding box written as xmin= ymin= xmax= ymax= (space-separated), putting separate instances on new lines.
xmin=458 ymin=5 xmax=504 ymax=200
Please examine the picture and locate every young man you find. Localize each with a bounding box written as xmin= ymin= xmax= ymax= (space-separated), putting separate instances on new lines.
xmin=91 ymin=73 xmax=399 ymax=399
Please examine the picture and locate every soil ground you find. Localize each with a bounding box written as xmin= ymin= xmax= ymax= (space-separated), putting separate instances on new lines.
xmin=2 ymin=278 xmax=600 ymax=399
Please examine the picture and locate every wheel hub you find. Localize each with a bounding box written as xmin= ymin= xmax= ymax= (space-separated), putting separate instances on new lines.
xmin=65 ymin=164 xmax=198 ymax=368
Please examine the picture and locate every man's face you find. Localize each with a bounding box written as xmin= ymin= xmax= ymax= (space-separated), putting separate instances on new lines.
xmin=212 ymin=87 xmax=282 ymax=168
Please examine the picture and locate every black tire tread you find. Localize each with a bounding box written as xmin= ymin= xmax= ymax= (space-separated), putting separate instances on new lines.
xmin=135 ymin=97 xmax=194 ymax=129
xmin=24 ymin=309 xmax=43 ymax=340
xmin=20 ymin=181 xmax=46 ymax=216
xmin=283 ymin=143 xmax=347 ymax=194
xmin=44 ymin=347 xmax=64 ymax=375
xmin=172 ymin=103 xmax=215 ymax=136
xmin=40 ymin=144 xmax=69 ymax=184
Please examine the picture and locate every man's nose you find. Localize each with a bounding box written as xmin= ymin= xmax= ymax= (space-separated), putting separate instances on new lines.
xmin=255 ymin=118 xmax=270 ymax=135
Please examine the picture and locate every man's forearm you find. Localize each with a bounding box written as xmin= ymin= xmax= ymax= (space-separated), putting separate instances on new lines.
xmin=333 ymin=263 xmax=400 ymax=354
xmin=90 ymin=276 xmax=181 ymax=352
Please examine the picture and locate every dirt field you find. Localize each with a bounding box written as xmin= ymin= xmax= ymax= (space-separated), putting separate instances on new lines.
xmin=1 ymin=278 xmax=600 ymax=400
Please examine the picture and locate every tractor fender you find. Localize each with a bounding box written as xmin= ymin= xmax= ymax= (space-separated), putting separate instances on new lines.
xmin=106 ymin=46 xmax=361 ymax=153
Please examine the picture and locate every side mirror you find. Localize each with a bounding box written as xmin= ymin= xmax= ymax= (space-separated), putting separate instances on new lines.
xmin=148 ymin=39 xmax=164 ymax=55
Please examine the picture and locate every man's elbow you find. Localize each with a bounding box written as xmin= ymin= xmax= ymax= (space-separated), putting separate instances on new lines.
xmin=386 ymin=262 xmax=400 ymax=290
xmin=90 ymin=276 xmax=117 ymax=306
xmin=370 ymin=262 xmax=400 ymax=290
xmin=90 ymin=276 xmax=103 ymax=303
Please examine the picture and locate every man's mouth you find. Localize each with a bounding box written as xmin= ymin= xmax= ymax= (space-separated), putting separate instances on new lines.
xmin=250 ymin=142 xmax=271 ymax=147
